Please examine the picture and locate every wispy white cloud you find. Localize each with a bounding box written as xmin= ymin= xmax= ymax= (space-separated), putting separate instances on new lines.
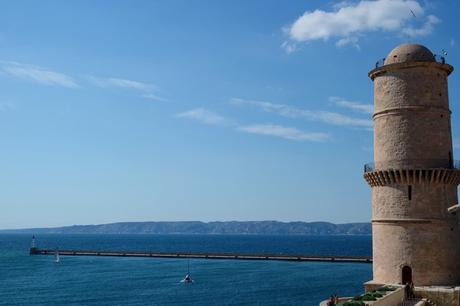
xmin=87 ymin=76 xmax=156 ymax=92
xmin=142 ymin=93 xmax=167 ymax=102
xmin=333 ymin=1 xmax=354 ymax=10
xmin=0 ymin=61 xmax=167 ymax=101
xmin=238 ymin=124 xmax=329 ymax=142
xmin=280 ymin=41 xmax=297 ymax=54
xmin=229 ymin=98 xmax=372 ymax=127
xmin=336 ymin=36 xmax=361 ymax=50
xmin=329 ymin=96 xmax=373 ymax=114
xmin=450 ymin=39 xmax=455 ymax=47
xmin=0 ymin=61 xmax=78 ymax=88
xmin=88 ymin=75 xmax=167 ymax=101
xmin=401 ymin=14 xmax=439 ymax=37
xmin=175 ymin=108 xmax=229 ymax=126
xmin=176 ymin=107 xmax=329 ymax=142
xmin=282 ymin=0 xmax=438 ymax=52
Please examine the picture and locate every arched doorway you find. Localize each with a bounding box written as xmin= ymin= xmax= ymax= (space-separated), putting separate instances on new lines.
xmin=402 ymin=266 xmax=412 ymax=284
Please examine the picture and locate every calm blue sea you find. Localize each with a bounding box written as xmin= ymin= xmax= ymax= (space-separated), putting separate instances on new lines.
xmin=0 ymin=234 xmax=372 ymax=306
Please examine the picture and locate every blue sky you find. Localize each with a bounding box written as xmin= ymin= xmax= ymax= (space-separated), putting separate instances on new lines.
xmin=0 ymin=0 xmax=459 ymax=228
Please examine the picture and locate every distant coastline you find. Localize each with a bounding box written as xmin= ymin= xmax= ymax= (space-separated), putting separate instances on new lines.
xmin=0 ymin=221 xmax=371 ymax=235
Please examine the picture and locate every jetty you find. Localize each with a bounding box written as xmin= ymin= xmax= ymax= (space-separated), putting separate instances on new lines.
xmin=29 ymin=247 xmax=371 ymax=263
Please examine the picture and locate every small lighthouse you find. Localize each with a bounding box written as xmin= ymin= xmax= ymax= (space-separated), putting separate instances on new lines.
xmin=364 ymin=44 xmax=460 ymax=287
xmin=29 ymin=235 xmax=37 ymax=254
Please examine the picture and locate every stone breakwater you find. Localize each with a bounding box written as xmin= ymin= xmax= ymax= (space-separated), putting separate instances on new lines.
xmin=30 ymin=247 xmax=372 ymax=263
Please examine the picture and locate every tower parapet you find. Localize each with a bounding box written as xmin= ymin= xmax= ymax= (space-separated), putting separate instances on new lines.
xmin=365 ymin=44 xmax=460 ymax=286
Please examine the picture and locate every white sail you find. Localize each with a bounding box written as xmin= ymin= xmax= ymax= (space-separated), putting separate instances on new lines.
xmin=180 ymin=259 xmax=193 ymax=283
xmin=54 ymin=250 xmax=60 ymax=263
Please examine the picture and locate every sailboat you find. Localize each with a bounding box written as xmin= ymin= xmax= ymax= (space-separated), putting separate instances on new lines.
xmin=54 ymin=249 xmax=60 ymax=263
xmin=181 ymin=259 xmax=193 ymax=283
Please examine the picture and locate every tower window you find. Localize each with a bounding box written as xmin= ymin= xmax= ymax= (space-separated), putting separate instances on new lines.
xmin=408 ymin=185 xmax=412 ymax=201
xmin=449 ymin=151 xmax=453 ymax=168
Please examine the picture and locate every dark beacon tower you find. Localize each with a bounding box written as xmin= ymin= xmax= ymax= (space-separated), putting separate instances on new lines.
xmin=364 ymin=44 xmax=460 ymax=286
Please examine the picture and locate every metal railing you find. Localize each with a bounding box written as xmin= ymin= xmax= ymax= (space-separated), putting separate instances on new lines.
xmin=434 ymin=54 xmax=446 ymax=64
xmin=364 ymin=162 xmax=375 ymax=172
xmin=455 ymin=160 xmax=460 ymax=169
xmin=374 ymin=54 xmax=447 ymax=68
xmin=364 ymin=160 xmax=460 ymax=172
xmin=375 ymin=58 xmax=386 ymax=68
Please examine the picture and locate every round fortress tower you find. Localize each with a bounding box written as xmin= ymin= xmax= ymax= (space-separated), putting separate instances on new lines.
xmin=365 ymin=44 xmax=460 ymax=286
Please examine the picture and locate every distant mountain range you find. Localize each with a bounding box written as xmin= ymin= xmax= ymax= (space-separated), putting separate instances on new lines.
xmin=0 ymin=221 xmax=371 ymax=235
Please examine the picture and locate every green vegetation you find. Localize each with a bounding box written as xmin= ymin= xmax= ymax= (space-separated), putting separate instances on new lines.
xmin=340 ymin=286 xmax=397 ymax=305
xmin=341 ymin=287 xmax=396 ymax=305
xmin=342 ymin=301 xmax=364 ymax=306
xmin=377 ymin=286 xmax=396 ymax=292
xmin=361 ymin=293 xmax=377 ymax=301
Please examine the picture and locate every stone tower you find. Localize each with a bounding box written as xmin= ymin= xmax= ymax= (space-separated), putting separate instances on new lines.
xmin=364 ymin=43 xmax=460 ymax=286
